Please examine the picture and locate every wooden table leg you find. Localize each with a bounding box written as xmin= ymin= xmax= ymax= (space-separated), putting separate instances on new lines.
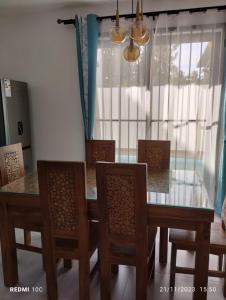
xmin=0 ymin=203 xmax=18 ymax=287
xmin=193 ymin=223 xmax=210 ymax=300
xmin=159 ymin=227 xmax=168 ymax=264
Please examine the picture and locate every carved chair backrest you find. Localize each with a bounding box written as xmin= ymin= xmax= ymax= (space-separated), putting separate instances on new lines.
xmin=138 ymin=140 xmax=170 ymax=170
xmin=86 ymin=140 xmax=115 ymax=167
xmin=96 ymin=162 xmax=148 ymax=247
xmin=37 ymin=161 xmax=88 ymax=241
xmin=0 ymin=143 xmax=24 ymax=186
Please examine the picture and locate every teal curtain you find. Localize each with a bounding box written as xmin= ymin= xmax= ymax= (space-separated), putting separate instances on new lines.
xmin=75 ymin=14 xmax=99 ymax=140
xmin=216 ymin=45 xmax=226 ymax=214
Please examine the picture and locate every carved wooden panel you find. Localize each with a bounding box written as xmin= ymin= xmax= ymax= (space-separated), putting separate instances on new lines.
xmin=4 ymin=151 xmax=21 ymax=182
xmin=0 ymin=143 xmax=24 ymax=186
xmin=96 ymin=162 xmax=148 ymax=243
xmin=105 ymin=174 xmax=136 ymax=238
xmin=47 ymin=167 xmax=79 ymax=232
xmin=38 ymin=161 xmax=86 ymax=238
xmin=138 ymin=140 xmax=170 ymax=170
xmin=86 ymin=140 xmax=115 ymax=166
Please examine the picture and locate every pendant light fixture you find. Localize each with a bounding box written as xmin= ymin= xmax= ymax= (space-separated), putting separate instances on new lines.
xmin=123 ymin=35 xmax=140 ymax=62
xmin=133 ymin=0 xmax=150 ymax=46
xmin=123 ymin=0 xmax=140 ymax=62
xmin=130 ymin=0 xmax=146 ymax=41
xmin=111 ymin=0 xmax=126 ymax=44
xmin=110 ymin=0 xmax=150 ymax=62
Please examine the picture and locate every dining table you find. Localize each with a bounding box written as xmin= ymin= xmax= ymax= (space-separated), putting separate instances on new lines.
xmin=0 ymin=167 xmax=214 ymax=300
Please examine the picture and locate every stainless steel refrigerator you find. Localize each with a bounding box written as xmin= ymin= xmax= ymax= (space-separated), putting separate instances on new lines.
xmin=0 ymin=79 xmax=33 ymax=171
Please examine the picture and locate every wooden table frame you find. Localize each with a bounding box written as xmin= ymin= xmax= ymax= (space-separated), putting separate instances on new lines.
xmin=0 ymin=183 xmax=214 ymax=300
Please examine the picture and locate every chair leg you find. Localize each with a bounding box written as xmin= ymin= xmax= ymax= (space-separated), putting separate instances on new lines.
xmin=44 ymin=251 xmax=58 ymax=300
xmin=151 ymin=244 xmax=155 ymax=280
xmin=159 ymin=227 xmax=168 ymax=265
xmin=218 ymin=254 xmax=223 ymax=271
xmin=136 ymin=259 xmax=148 ymax=300
xmin=148 ymin=244 xmax=155 ymax=280
xmin=148 ymin=256 xmax=152 ymax=280
xmin=223 ymin=254 xmax=226 ymax=297
xmin=79 ymin=257 xmax=90 ymax=300
xmin=24 ymin=230 xmax=31 ymax=245
xmin=170 ymin=243 xmax=177 ymax=288
xmin=100 ymin=255 xmax=111 ymax=300
xmin=41 ymin=231 xmax=58 ymax=300
xmin=41 ymin=233 xmax=46 ymax=271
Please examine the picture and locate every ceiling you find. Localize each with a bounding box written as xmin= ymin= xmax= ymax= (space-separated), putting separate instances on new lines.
xmin=0 ymin=0 xmax=225 ymax=15
xmin=0 ymin=0 xmax=101 ymax=6
xmin=0 ymin=0 xmax=119 ymax=14
xmin=0 ymin=0 xmax=118 ymax=9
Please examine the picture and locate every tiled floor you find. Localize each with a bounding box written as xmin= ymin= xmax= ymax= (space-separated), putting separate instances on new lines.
xmin=0 ymin=228 xmax=225 ymax=300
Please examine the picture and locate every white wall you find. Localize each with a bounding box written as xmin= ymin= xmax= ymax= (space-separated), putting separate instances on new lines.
xmin=0 ymin=0 xmax=224 ymax=164
xmin=0 ymin=9 xmax=84 ymax=163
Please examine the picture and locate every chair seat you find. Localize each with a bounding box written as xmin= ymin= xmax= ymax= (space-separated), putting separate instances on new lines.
xmin=169 ymin=222 xmax=226 ymax=251
xmin=111 ymin=227 xmax=157 ymax=257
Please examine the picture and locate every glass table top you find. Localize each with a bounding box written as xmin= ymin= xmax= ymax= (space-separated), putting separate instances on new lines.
xmin=0 ymin=168 xmax=213 ymax=210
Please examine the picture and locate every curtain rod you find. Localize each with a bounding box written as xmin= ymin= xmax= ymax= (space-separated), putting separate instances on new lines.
xmin=57 ymin=5 xmax=226 ymax=25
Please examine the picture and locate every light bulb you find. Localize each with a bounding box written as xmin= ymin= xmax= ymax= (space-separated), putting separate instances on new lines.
xmin=129 ymin=0 xmax=147 ymax=41
xmin=111 ymin=25 xmax=127 ymax=44
xmin=134 ymin=30 xmax=150 ymax=46
xmin=110 ymin=7 xmax=127 ymax=45
xmin=123 ymin=39 xmax=140 ymax=62
xmin=130 ymin=20 xmax=147 ymax=40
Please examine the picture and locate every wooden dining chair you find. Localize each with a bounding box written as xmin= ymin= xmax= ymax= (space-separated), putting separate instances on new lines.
xmin=0 ymin=143 xmax=31 ymax=246
xmin=96 ymin=162 xmax=156 ymax=300
xmin=138 ymin=140 xmax=170 ymax=265
xmin=37 ymin=160 xmax=98 ymax=300
xmin=169 ymin=200 xmax=226 ymax=297
xmin=85 ymin=140 xmax=115 ymax=167
xmin=138 ymin=140 xmax=170 ymax=170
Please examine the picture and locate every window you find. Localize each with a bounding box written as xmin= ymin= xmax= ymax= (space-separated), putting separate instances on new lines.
xmin=94 ymin=23 xmax=224 ymax=182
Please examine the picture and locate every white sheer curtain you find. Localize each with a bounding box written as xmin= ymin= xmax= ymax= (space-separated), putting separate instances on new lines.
xmin=94 ymin=10 xmax=226 ymax=202
xmin=94 ymin=17 xmax=154 ymax=162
